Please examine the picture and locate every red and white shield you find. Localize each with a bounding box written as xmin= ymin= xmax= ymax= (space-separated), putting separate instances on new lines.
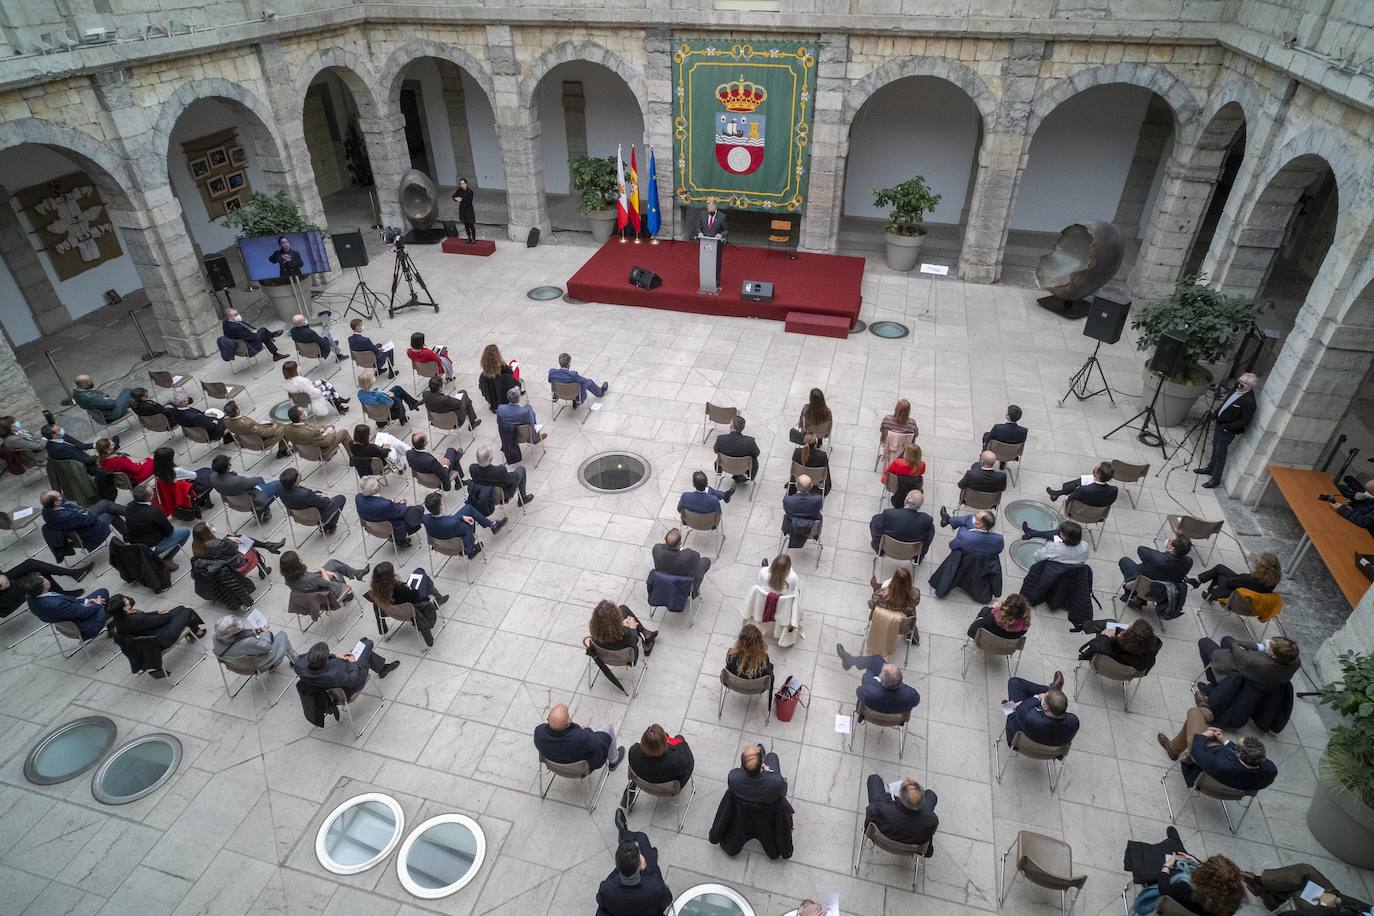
xmin=715 ymin=113 xmax=765 ymax=175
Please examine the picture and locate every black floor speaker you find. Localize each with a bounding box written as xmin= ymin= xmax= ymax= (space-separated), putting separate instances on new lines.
xmin=742 ymin=280 xmax=774 ymax=302
xmin=629 ymin=266 xmax=662 ymax=290
xmin=1083 ymin=294 xmax=1131 ymax=345
xmin=1151 ymin=331 xmax=1189 ymax=378
xmin=203 ymin=256 xmax=234 ymax=291
xmin=444 ymin=220 xmax=460 ymax=238
xmin=526 ymin=227 xmax=541 ymax=248
xmin=331 ymin=230 xmax=368 ymax=269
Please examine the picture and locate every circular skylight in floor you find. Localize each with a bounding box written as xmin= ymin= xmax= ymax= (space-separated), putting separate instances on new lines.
xmin=578 ymin=452 xmax=650 ymax=494
xmin=316 ymin=793 xmax=405 ymax=875
xmin=868 ymin=320 xmax=910 ymax=339
xmin=91 ymin=734 xmax=182 ymax=805
xmin=849 ymin=319 xmax=868 ymax=334
xmin=25 ymin=716 xmax=117 ymax=785
xmin=397 ymin=814 xmax=486 ymax=899
xmin=527 ymin=286 xmax=564 ymax=300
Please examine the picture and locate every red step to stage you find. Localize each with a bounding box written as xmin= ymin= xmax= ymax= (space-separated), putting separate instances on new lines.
xmin=441 ymin=238 xmax=496 ymax=256
xmin=785 ymin=311 xmax=850 ymax=339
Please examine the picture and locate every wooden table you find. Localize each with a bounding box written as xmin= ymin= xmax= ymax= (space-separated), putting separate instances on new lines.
xmin=1266 ymin=465 xmax=1374 ymax=606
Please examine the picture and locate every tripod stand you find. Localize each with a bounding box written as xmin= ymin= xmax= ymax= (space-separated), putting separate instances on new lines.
xmin=388 ymin=243 xmax=439 ymax=318
xmin=1104 ymin=371 xmax=1169 ymax=457
xmin=342 ymin=267 xmax=385 ymax=323
xmin=1058 ymin=340 xmax=1115 ymax=406
xmin=1161 ymin=386 xmax=1222 ymax=486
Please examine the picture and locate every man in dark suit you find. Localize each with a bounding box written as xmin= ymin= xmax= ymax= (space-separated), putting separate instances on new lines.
xmin=407 ymin=432 xmax=464 ymax=490
xmin=122 ymin=485 xmax=189 ymax=567
xmin=21 ymin=574 xmax=109 ymax=640
xmin=548 ymin=352 xmax=610 ymax=407
xmin=864 ymin=775 xmax=938 ymax=852
xmin=1119 ymin=535 xmax=1192 ymax=593
xmin=294 ymin=637 xmax=398 ymax=698
xmin=1331 ymin=482 xmax=1374 ymax=535
xmin=678 ymin=470 xmax=734 ymax=516
xmin=289 ymin=313 xmax=344 ymax=362
xmin=982 ymin=404 xmax=1027 ymax=449
xmin=652 ymin=528 xmax=711 ymax=596
xmin=781 ymin=474 xmax=823 ymax=548
xmin=1005 ymin=672 xmax=1080 ymax=746
xmin=534 ymin=702 xmax=624 ymax=772
xmin=1198 ymin=634 xmax=1300 ymax=690
xmin=939 ymin=509 xmax=1003 ymax=555
xmin=131 ymin=387 xmax=178 ymax=428
xmin=1046 ymin=461 xmax=1118 ymax=507
xmin=268 ymin=236 xmax=305 ymax=280
xmin=40 ymin=489 xmax=121 ymax=549
xmin=1196 ymin=372 xmax=1257 ymax=489
xmin=835 ymin=645 xmax=920 ymax=717
xmin=420 ymin=375 xmax=482 ymax=430
xmin=41 ymin=423 xmax=101 ymax=472
xmin=355 ymin=475 xmax=423 ymax=547
xmin=469 ymin=445 xmax=532 ymax=505
xmin=727 ymin=744 xmax=786 ymax=805
xmin=869 ymin=489 xmax=934 ymax=558
xmin=697 ymin=199 xmax=727 ymax=290
xmin=421 ymin=491 xmax=502 ymax=558
xmin=347 ymin=318 xmax=395 ymax=378
xmin=598 ymin=810 xmax=672 ymax=916
xmin=713 ymin=416 xmax=759 ymax=480
xmin=277 ymin=467 xmax=346 ymax=533
xmin=166 ymin=392 xmax=231 ymax=442
xmin=1157 ymin=709 xmax=1277 ymax=792
xmin=209 ymin=454 xmax=281 ymax=521
xmin=222 ymin=308 xmax=286 ymax=361
xmin=958 ymin=451 xmax=1008 ymax=496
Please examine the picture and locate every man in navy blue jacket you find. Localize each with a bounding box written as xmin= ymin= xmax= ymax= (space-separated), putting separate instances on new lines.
xmin=548 ymin=352 xmax=610 ymax=407
xmin=1119 ymin=536 xmax=1193 ymax=598
xmin=870 ymin=489 xmax=935 ymax=558
xmin=222 ymin=309 xmax=286 ymax=361
xmin=21 ymin=574 xmax=109 ymax=639
xmin=677 ymin=470 xmax=734 ymax=515
xmin=40 ymin=490 xmax=121 ymax=550
xmin=982 ymin=404 xmax=1028 ymax=449
xmin=781 ymin=474 xmax=823 ymax=548
xmin=406 ymin=432 xmax=464 ymax=490
xmin=596 ymin=810 xmax=672 ymax=916
xmin=836 ymin=644 xmax=921 ymax=718
xmin=1004 ymin=672 xmax=1079 ymax=747
xmin=940 ymin=509 xmax=1004 ymax=556
xmin=355 ymin=476 xmax=423 ymax=547
xmin=1158 ymin=708 xmax=1278 ymax=792
xmin=347 ymin=318 xmax=395 ymax=377
xmin=41 ymin=423 xmax=102 ymax=472
xmin=534 ymin=703 xmax=624 ymax=772
xmin=421 ymin=491 xmax=502 ymax=557
xmin=277 ymin=467 xmax=345 ymax=533
xmin=289 ymin=313 xmax=345 ymax=362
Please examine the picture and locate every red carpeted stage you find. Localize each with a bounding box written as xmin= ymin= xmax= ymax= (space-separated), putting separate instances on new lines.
xmin=566 ymin=239 xmax=864 ymax=338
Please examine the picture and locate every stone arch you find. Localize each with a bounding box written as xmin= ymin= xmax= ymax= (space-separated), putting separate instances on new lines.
xmin=152 ymin=78 xmax=289 ymax=180
xmin=844 ymin=57 xmax=996 ymax=127
xmin=518 ymin=39 xmax=648 ymax=121
xmin=379 ymin=39 xmax=497 ymax=110
xmin=0 ymin=118 xmax=138 ymax=204
xmin=291 ymin=46 xmax=388 ymax=125
xmin=1194 ymin=79 xmax=1261 ymax=156
xmin=1026 ymin=62 xmax=1202 ymax=144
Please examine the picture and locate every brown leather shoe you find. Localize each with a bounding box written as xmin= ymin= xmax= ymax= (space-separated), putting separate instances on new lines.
xmin=1157 ymin=733 xmax=1181 ymax=761
xmin=164 ymin=558 xmax=180 ymax=571
xmin=1050 ymin=670 xmax=1064 ymax=691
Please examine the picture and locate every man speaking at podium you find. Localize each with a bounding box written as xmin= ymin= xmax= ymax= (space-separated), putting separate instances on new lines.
xmin=696 ymin=199 xmax=728 ymax=291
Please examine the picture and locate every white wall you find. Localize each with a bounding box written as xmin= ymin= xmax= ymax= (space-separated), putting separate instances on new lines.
xmin=536 ymin=60 xmax=645 ymax=195
xmin=2 ymin=144 xmax=142 ymax=322
xmin=0 ymin=252 xmax=39 ymax=346
xmin=462 ymin=70 xmax=506 ymax=190
xmin=168 ymin=97 xmax=271 ymax=254
xmin=404 ymin=59 xmax=457 ymax=185
xmin=843 ymin=77 xmax=981 ymax=224
xmin=395 ymin=60 xmax=507 ymax=190
xmin=1009 ymin=85 xmax=1152 ymax=232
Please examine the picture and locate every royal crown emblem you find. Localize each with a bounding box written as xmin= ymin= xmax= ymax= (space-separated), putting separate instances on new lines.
xmin=716 ymin=76 xmax=767 ymax=112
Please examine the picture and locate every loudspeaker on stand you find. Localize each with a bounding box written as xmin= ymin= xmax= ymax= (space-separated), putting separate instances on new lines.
xmin=331 ymin=231 xmax=369 ymax=270
xmin=1151 ymin=331 xmax=1189 ymax=378
xmin=1083 ymin=294 xmax=1131 ymax=345
xmin=203 ymin=256 xmax=235 ymax=291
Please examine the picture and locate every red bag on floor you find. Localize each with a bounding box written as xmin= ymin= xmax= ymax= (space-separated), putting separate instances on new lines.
xmin=774 ymin=676 xmax=808 ymax=722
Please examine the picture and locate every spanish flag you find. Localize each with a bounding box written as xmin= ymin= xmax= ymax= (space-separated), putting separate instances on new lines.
xmin=628 ymin=145 xmax=642 ymax=234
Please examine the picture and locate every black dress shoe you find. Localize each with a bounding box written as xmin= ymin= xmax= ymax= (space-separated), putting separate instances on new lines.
xmin=722 ymin=487 xmax=735 ymax=504
xmin=938 ymin=506 xmax=950 ymax=528
xmin=1193 ymin=468 xmax=1212 ymax=475
xmin=271 ymin=353 xmax=288 ymax=361
xmin=491 ymin=519 xmax=507 ymax=534
xmin=607 ymin=746 xmax=626 ymax=771
xmin=71 ymin=563 xmax=95 ymax=582
xmin=614 ymin=804 xmax=629 ymax=831
xmin=1202 ymin=479 xmax=1220 ymax=489
xmin=379 ymin=660 xmax=400 ymax=678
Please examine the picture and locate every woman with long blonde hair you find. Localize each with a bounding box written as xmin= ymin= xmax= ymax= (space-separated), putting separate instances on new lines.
xmin=865 ymin=566 xmax=921 ymax=654
xmin=759 ymin=553 xmax=797 ymax=595
xmin=477 ymin=344 xmax=522 ymax=412
xmin=726 ymin=621 xmax=773 ymax=679
xmin=1188 ymin=551 xmax=1281 ymax=602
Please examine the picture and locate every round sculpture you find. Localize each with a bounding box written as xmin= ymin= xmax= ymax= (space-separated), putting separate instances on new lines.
xmin=1035 ymin=220 xmax=1124 ymax=302
xmin=399 ymin=169 xmax=439 ymax=232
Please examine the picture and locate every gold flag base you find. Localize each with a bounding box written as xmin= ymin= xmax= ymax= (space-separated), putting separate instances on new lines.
xmin=634 ymin=238 xmax=642 ymax=244
xmin=618 ymin=237 xmax=627 ymax=244
xmin=650 ymin=238 xmax=660 ymax=246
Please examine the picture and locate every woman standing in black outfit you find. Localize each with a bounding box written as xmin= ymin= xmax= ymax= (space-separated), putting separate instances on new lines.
xmin=451 ymin=178 xmax=477 ymax=243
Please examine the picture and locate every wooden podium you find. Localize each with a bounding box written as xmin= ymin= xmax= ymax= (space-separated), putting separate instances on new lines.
xmin=698 ymin=234 xmax=722 ymax=294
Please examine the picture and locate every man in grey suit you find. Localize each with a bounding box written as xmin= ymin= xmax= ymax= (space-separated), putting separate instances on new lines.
xmin=208 ymin=454 xmax=281 ymax=522
xmin=697 ymin=200 xmax=727 ymax=289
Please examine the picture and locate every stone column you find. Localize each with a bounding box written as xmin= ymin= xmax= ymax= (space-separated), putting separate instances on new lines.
xmin=0 ymin=330 xmax=43 ymax=422
xmin=488 ymin=24 xmax=549 ymax=241
xmin=1113 ymin=96 xmax=1173 ymax=241
xmin=254 ymin=41 xmax=329 ymax=236
xmin=1317 ymin=583 xmax=1374 ymax=686
xmin=439 ymin=62 xmax=477 ymax=186
xmin=562 ymin=81 xmax=587 ymax=164
xmin=0 ymin=190 xmax=68 ymax=335
xmin=958 ymin=39 xmax=1051 ymax=284
xmin=643 ymin=27 xmax=677 ymax=239
xmin=1128 ymin=143 xmax=1230 ymax=302
xmin=798 ymin=32 xmax=849 ymax=254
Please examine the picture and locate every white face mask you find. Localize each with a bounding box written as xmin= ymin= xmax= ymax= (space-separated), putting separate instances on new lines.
xmin=56 ymin=428 xmax=64 ymax=438
xmin=13 ymin=421 xmax=21 ymax=430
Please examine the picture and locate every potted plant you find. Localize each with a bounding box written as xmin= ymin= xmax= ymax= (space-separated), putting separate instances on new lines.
xmin=1130 ymin=277 xmax=1269 ymax=426
xmin=570 ymin=155 xmax=620 ymax=243
xmin=872 ymin=177 xmax=941 ymax=271
xmin=1307 ymin=650 xmax=1374 ymax=867
xmin=219 ymin=191 xmax=322 ymax=322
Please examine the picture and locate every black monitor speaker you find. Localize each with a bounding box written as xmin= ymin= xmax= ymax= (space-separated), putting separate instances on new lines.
xmin=629 ymin=266 xmax=662 ymax=290
xmin=331 ymin=230 xmax=368 ymax=270
xmin=1083 ymin=294 xmax=1131 ymax=345
xmin=1151 ymin=331 xmax=1189 ymax=378
xmin=742 ymin=280 xmax=774 ymax=302
xmin=203 ymin=256 xmax=234 ymax=291
xmin=526 ymin=227 xmax=541 ymax=248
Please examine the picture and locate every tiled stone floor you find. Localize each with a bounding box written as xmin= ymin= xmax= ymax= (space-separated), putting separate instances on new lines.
xmin=0 ymin=237 xmax=1369 ymax=916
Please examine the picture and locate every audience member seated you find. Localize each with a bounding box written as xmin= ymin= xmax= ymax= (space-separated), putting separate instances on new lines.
xmin=422 ymin=490 xmax=502 ymax=557
xmin=477 ymin=343 xmax=521 ymax=413
xmin=469 ymin=445 xmax=533 ymax=506
xmin=1077 ymin=618 xmax=1162 ymax=673
xmin=496 ymin=386 xmax=545 ymax=461
xmin=940 ymin=508 xmax=1004 ymax=554
xmin=355 ymin=475 xmax=423 ymax=547
xmin=534 ymin=702 xmax=624 ymax=773
xmin=368 ymin=561 xmax=445 ymax=646
xmin=191 ymin=520 xmax=283 ymax=570
xmin=1005 ymin=672 xmax=1079 ymax=746
xmin=222 ymin=308 xmax=286 ymax=361
xmin=294 ymin=637 xmax=399 ymax=699
xmin=350 ymin=423 xmax=404 ymax=476
xmin=548 ymin=351 xmax=609 ymax=407
xmin=224 ymin=401 xmax=291 ymax=458
xmin=652 ymin=528 xmax=710 ymax=597
xmin=282 ymin=406 xmax=351 ymax=458
xmin=209 ymin=454 xmax=281 ymax=523
xmin=1243 ymin=864 xmax=1370 ymax=914
xmin=0 ymin=415 xmax=47 ymax=469
xmin=795 ymin=388 xmax=831 ymax=444
xmin=1119 ymin=535 xmax=1193 ymax=610
xmin=678 ymin=469 xmax=734 ymax=515
xmin=167 ymin=391 xmax=232 ymax=442
xmin=865 ymin=566 xmax=920 ymax=654
xmin=789 ymin=433 xmax=832 ymax=495
xmin=407 ymin=432 xmax=463 ymax=490
xmin=71 ymin=373 xmax=135 ymax=422
xmin=0 ymin=559 xmax=91 ymax=619
xmin=279 ymin=551 xmax=368 ymax=601
xmin=598 ymin=808 xmax=672 ymax=916
xmin=982 ymin=403 xmax=1028 ymax=450
xmin=1198 ymin=635 xmax=1300 ymax=694
xmin=95 ymin=437 xmax=153 ymax=484
xmin=958 ymin=451 xmax=1008 ymax=495
xmin=347 ymin=318 xmax=395 ymax=378
xmin=1157 ymin=711 xmax=1278 ymax=793
xmin=759 ymin=553 xmax=798 ymax=597
xmin=726 ymin=621 xmax=773 ymax=681
xmin=289 ymin=312 xmax=344 ymax=361
xmin=967 ymin=594 xmax=1032 ymax=640
xmin=283 ymin=360 xmax=349 ymax=418
xmin=1046 ymin=460 xmax=1118 ymax=506
xmin=150 ymin=447 xmax=212 ymax=518
xmin=781 ymin=474 xmax=823 ymax=548
xmin=1134 ymin=845 xmax=1247 ymax=916
xmin=213 ymin=613 xmax=294 ymax=670
xmin=1337 ymin=472 xmax=1373 ymax=503
xmin=131 ymin=387 xmax=179 ymax=428
xmin=406 ymin=331 xmax=453 ymax=378
xmin=1188 ymin=551 xmax=1281 ymax=602
xmin=835 ymin=644 xmax=921 ymax=717
xmin=278 ymin=467 xmax=346 ymax=533
xmin=123 ymin=484 xmax=190 ymax=568
xmin=42 ymin=423 xmax=100 ymax=472
xmin=21 ymin=574 xmax=109 ymax=638
xmin=711 ymin=744 xmax=793 ymax=860
xmin=40 ymin=489 xmax=122 ymax=554
xmin=104 ymin=593 xmax=205 ymax=644
xmin=589 ymin=598 xmax=658 ymax=657
xmin=627 ymin=723 xmax=694 ymax=788
xmin=713 ymin=415 xmax=760 ymax=480
xmin=869 ymin=489 xmax=934 ymax=559
xmin=358 ymin=370 xmax=420 ymax=427
xmin=882 ymin=443 xmax=926 ymax=484
xmin=864 ymin=775 xmax=938 ymax=852
xmin=1019 ymin=519 xmax=1090 ymax=565
xmin=880 ymin=398 xmax=920 ymax=441
xmin=420 ymin=374 xmax=482 ymax=431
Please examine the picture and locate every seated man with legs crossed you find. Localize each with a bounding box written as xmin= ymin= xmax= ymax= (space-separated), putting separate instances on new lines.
xmin=834 ymin=643 xmax=921 ymax=718
xmin=1004 ymin=671 xmax=1080 ymax=747
xmin=864 ymin=775 xmax=938 ymax=854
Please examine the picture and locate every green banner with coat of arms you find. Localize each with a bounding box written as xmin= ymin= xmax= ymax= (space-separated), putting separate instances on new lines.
xmin=673 ymin=38 xmax=816 ymax=213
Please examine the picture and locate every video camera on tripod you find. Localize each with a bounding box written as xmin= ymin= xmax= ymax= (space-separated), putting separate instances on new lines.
xmin=380 ymin=226 xmax=405 ymax=248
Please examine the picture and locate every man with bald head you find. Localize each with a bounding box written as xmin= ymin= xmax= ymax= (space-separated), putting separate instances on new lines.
xmin=71 ymin=373 xmax=135 ymax=423
xmin=834 ymin=643 xmax=921 ymax=718
xmin=727 ymin=743 xmax=787 ymax=805
xmin=468 ymin=444 xmax=533 ymax=506
xmin=288 ymin=312 xmax=345 ymax=362
xmin=957 ymin=450 xmax=1008 ymax=496
xmin=1196 ymin=372 xmax=1257 ymax=489
xmin=869 ymin=488 xmax=934 ymax=559
xmin=939 ymin=508 xmax=1004 ymax=556
xmin=781 ymin=473 xmax=824 ymax=548
xmin=651 ymin=528 xmax=710 ymax=597
xmin=533 ymin=702 xmax=624 ymax=773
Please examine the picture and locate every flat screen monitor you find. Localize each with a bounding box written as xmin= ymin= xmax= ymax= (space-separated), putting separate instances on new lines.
xmin=236 ymin=231 xmax=331 ymax=283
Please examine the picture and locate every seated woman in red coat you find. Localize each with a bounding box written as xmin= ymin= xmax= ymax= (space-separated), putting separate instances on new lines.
xmin=882 ymin=443 xmax=926 ymax=484
xmin=406 ymin=331 xmax=454 ymax=379
xmin=96 ymin=437 xmax=154 ymax=484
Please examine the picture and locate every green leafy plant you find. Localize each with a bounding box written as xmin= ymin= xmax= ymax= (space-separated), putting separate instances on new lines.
xmin=217 ymin=192 xmax=320 ymax=240
xmin=872 ymin=177 xmax=942 ymax=236
xmin=344 ymin=121 xmax=373 ymax=188
xmin=1317 ymin=650 xmax=1374 ymax=808
xmin=1132 ymin=277 xmax=1270 ymax=384
xmin=569 ymin=155 xmax=619 ymax=214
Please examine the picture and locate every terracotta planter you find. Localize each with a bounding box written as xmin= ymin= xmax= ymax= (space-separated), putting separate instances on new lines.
xmin=586 ymin=209 xmax=617 ymax=243
xmin=883 ymin=229 xmax=926 ymax=272
xmin=1307 ymin=779 xmax=1374 ymax=868
xmin=1141 ymin=361 xmax=1213 ymax=428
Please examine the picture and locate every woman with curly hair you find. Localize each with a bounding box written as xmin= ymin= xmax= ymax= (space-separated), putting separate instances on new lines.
xmin=865 ymin=566 xmax=920 ymax=654
xmin=588 ymin=598 xmax=657 ymax=656
xmin=1187 ymin=551 xmax=1281 ymax=602
xmin=1077 ymin=618 xmax=1162 ymax=673
xmin=725 ymin=621 xmax=772 ymax=680
xmin=966 ymin=593 xmax=1031 ymax=640
xmin=1151 ymin=851 xmax=1247 ymax=915
xmin=477 ymin=343 xmax=523 ymax=413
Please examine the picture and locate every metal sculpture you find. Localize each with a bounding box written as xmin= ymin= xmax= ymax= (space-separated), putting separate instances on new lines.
xmin=1036 ymin=220 xmax=1124 ymax=319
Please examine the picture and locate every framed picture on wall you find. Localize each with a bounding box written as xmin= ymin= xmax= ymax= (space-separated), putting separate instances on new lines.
xmin=225 ymin=170 xmax=246 ymax=191
xmin=228 ymin=146 xmax=247 ymax=166
xmin=206 ymin=175 xmax=229 ymax=198
xmin=189 ymin=157 xmax=210 ymax=180
xmin=221 ymin=195 xmax=243 ymax=213
xmin=207 ymin=147 xmax=229 ymax=168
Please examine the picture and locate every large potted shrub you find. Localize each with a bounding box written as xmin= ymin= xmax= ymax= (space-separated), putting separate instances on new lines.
xmin=220 ymin=191 xmax=323 ymax=322
xmin=872 ymin=177 xmax=941 ymax=272
xmin=570 ymin=155 xmax=619 ymax=242
xmin=1130 ymin=277 xmax=1269 ymax=427
xmin=1307 ymin=650 xmax=1374 ymax=867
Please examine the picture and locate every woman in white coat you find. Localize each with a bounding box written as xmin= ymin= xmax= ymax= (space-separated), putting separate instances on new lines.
xmin=281 ymin=360 xmax=348 ymax=419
